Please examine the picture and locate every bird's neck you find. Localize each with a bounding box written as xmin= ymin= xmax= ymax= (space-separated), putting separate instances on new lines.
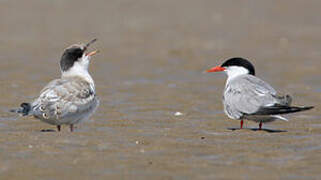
xmin=225 ymin=66 xmax=249 ymax=84
xmin=61 ymin=64 xmax=95 ymax=88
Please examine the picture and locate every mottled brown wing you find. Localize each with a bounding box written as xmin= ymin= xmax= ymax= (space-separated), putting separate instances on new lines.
xmin=31 ymin=77 xmax=95 ymax=120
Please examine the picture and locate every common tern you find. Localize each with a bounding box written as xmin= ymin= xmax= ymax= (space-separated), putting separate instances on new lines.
xmin=206 ymin=57 xmax=313 ymax=130
xmin=11 ymin=39 xmax=100 ymax=132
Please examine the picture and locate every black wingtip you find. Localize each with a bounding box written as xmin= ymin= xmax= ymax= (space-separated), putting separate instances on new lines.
xmin=300 ymin=106 xmax=314 ymax=111
xmin=254 ymin=105 xmax=314 ymax=115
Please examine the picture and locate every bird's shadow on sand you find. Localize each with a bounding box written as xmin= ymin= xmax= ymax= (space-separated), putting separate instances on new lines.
xmin=40 ymin=129 xmax=56 ymax=132
xmin=227 ymin=127 xmax=287 ymax=133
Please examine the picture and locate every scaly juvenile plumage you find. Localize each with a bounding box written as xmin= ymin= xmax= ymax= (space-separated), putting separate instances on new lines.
xmin=11 ymin=39 xmax=99 ymax=132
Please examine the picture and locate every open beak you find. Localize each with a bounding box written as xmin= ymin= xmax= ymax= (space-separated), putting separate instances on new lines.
xmin=85 ymin=38 xmax=97 ymax=48
xmin=84 ymin=38 xmax=99 ymax=57
xmin=205 ymin=66 xmax=226 ymax=73
xmin=86 ymin=50 xmax=99 ymax=57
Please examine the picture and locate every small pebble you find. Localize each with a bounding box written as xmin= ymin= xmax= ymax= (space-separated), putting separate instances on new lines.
xmin=174 ymin=112 xmax=183 ymax=116
xmin=28 ymin=145 xmax=33 ymax=149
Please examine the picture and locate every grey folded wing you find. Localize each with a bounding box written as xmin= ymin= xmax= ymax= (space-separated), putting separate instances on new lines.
xmin=223 ymin=75 xmax=290 ymax=119
xmin=31 ymin=77 xmax=97 ymax=121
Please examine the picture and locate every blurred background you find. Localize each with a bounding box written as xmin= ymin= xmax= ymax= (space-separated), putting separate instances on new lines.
xmin=0 ymin=0 xmax=320 ymax=179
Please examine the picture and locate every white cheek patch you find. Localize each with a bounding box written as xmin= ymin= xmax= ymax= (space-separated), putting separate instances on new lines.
xmin=226 ymin=66 xmax=249 ymax=82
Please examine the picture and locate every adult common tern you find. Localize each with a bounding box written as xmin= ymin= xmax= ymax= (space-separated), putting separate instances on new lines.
xmin=11 ymin=39 xmax=100 ymax=132
xmin=206 ymin=57 xmax=313 ymax=130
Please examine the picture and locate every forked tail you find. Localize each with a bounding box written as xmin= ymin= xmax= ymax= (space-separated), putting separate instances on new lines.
xmin=10 ymin=103 xmax=31 ymax=116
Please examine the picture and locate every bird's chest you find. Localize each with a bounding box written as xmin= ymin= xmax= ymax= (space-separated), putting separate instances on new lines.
xmin=223 ymin=84 xmax=234 ymax=101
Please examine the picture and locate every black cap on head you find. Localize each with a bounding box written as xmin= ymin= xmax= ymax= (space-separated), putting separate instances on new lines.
xmin=60 ymin=39 xmax=97 ymax=72
xmin=221 ymin=57 xmax=255 ymax=75
xmin=60 ymin=45 xmax=84 ymax=72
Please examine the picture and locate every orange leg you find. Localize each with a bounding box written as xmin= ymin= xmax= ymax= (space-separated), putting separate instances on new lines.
xmin=70 ymin=124 xmax=74 ymax=132
xmin=259 ymin=121 xmax=262 ymax=130
xmin=57 ymin=125 xmax=61 ymax=132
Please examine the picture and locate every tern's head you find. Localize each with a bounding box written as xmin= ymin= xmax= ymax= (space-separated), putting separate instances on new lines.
xmin=60 ymin=39 xmax=99 ymax=73
xmin=206 ymin=57 xmax=255 ymax=79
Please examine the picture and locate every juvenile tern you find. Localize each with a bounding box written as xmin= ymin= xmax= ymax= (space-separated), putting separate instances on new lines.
xmin=11 ymin=39 xmax=99 ymax=132
xmin=206 ymin=57 xmax=313 ymax=130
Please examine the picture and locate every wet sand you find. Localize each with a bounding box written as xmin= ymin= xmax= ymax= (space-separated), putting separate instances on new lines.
xmin=0 ymin=0 xmax=321 ymax=179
